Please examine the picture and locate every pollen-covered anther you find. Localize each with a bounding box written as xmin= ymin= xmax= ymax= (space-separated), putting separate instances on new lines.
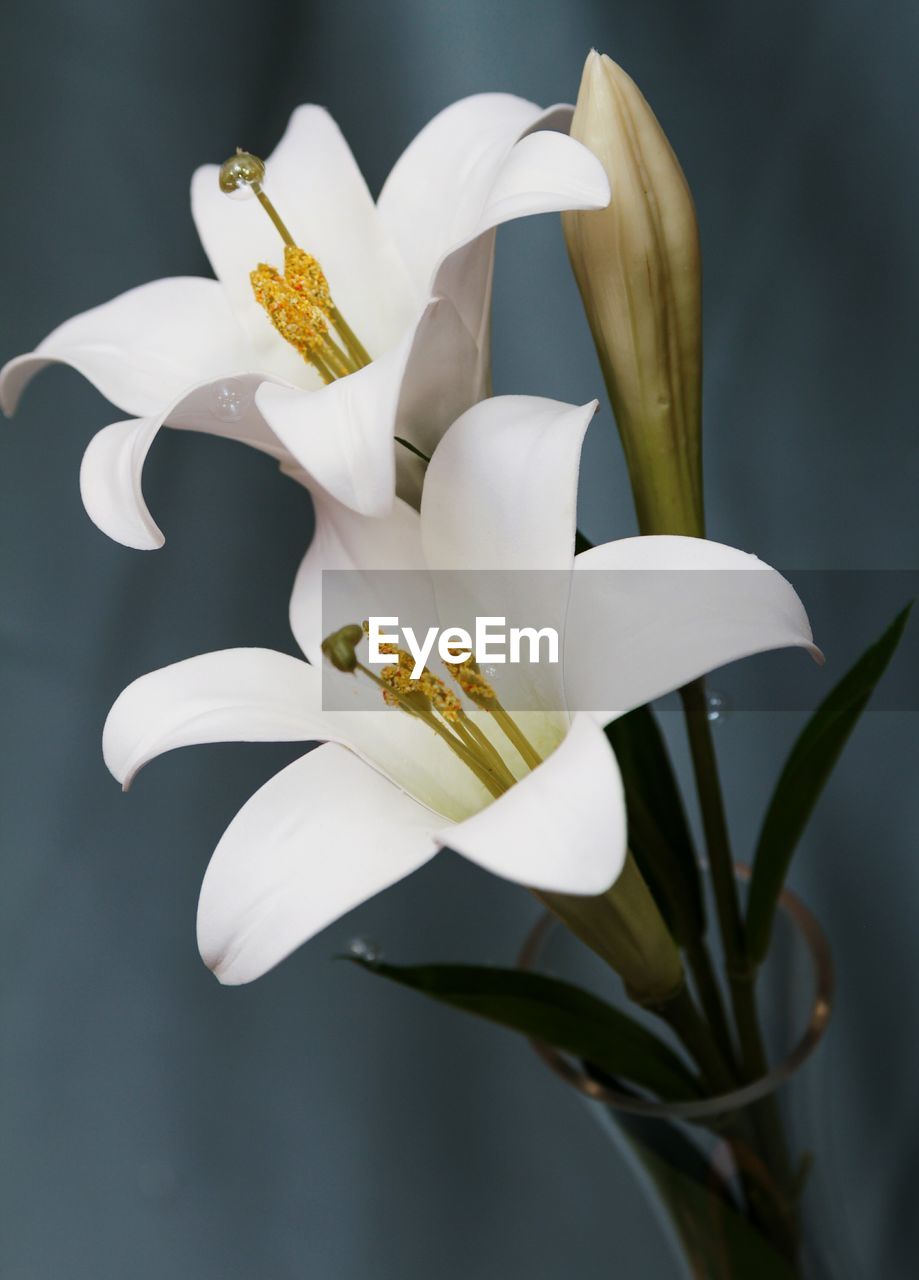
xmin=284 ymin=245 xmax=333 ymax=314
xmin=377 ymin=652 xmax=462 ymax=724
xmin=379 ymin=663 xmax=430 ymax=715
xmin=444 ymin=656 xmax=496 ymax=705
xmin=417 ymin=672 xmax=463 ymax=724
xmin=250 ymin=264 xmax=329 ymax=359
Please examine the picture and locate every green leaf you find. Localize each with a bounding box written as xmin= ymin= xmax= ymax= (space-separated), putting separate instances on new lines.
xmin=605 ymin=705 xmax=705 ymax=942
xmin=746 ymin=603 xmax=913 ymax=963
xmin=348 ymin=958 xmax=702 ymax=1102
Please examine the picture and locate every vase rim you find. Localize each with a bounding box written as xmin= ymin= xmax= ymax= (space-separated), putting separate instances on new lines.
xmin=517 ymin=863 xmax=834 ymax=1120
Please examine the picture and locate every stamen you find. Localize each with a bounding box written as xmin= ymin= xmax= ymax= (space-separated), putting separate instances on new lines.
xmin=250 ymin=264 xmax=335 ymax=382
xmin=453 ymin=716 xmax=518 ymax=789
xmin=365 ymin=661 xmax=507 ymax=799
xmin=322 ymin=624 xmax=516 ymax=798
xmin=445 ymin=657 xmax=545 ymax=770
xmin=218 ymin=149 xmax=372 ymax=378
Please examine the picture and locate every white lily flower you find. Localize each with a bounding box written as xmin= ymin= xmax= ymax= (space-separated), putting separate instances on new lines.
xmin=102 ymin=396 xmax=819 ymax=985
xmin=0 ymin=97 xmax=609 ymax=549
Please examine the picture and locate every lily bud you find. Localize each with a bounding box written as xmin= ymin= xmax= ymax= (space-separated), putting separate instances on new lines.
xmin=563 ymin=51 xmax=704 ymax=537
xmin=539 ymin=852 xmax=684 ymax=1007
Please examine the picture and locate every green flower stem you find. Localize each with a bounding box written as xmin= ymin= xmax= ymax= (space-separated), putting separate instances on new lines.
xmin=537 ymin=853 xmax=684 ymax=1008
xmin=679 ymin=680 xmax=746 ymax=966
xmin=680 ymin=679 xmax=796 ymax=1202
xmin=656 ymin=983 xmax=800 ymax=1263
xmin=731 ymin=967 xmax=795 ymax=1191
xmin=684 ymin=937 xmax=738 ymax=1075
xmin=651 ymin=981 xmax=735 ymax=1096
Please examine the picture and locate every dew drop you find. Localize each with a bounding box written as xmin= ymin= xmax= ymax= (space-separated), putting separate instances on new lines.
xmin=706 ymin=690 xmax=732 ymax=724
xmin=211 ymin=378 xmax=251 ymax=423
xmin=348 ymin=937 xmax=382 ymax=963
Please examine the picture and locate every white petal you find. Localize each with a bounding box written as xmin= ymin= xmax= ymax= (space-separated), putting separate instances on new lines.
xmin=289 ymin=492 xmax=425 ymax=666
xmin=380 ymin=96 xmax=608 ymax=347
xmin=391 ymin=299 xmax=481 ymax=509
xmin=79 ymin=375 xmax=292 ymax=550
xmin=378 ymin=95 xmax=575 ymax=296
xmin=192 ymin=106 xmax=419 ymax=364
xmin=441 ymin=714 xmax=625 ymax=894
xmin=80 ymin=417 xmax=164 ymax=550
xmin=431 ymin=128 xmax=610 ymax=342
xmin=104 ymin=646 xmax=490 ymax=824
xmin=103 ymin=649 xmax=332 ymax=789
xmin=197 ymin=744 xmax=438 ymax=985
xmin=565 ymin=536 xmax=822 ymax=718
xmin=0 ymin=278 xmax=253 ymax=419
xmin=284 ymin=495 xmax=495 ymax=821
xmin=255 ymin=298 xmax=476 ymax=516
xmin=421 ymin=395 xmax=596 ymax=569
xmin=254 ymin=355 xmax=397 ymax=517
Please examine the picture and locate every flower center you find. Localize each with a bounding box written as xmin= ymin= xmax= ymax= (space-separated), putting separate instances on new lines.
xmin=321 ymin=623 xmax=545 ymax=800
xmin=218 ymin=149 xmax=372 ymax=383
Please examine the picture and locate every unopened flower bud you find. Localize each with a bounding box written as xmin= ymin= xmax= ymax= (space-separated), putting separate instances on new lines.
xmin=563 ymin=52 xmax=704 ymax=537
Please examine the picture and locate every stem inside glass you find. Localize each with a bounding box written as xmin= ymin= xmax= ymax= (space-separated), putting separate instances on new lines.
xmin=517 ymin=865 xmax=834 ymax=1122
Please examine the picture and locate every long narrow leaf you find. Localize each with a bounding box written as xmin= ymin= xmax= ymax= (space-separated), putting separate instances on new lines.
xmin=348 ymin=958 xmax=702 ymax=1102
xmin=605 ymin=706 xmax=705 ymax=942
xmin=746 ymin=604 xmax=912 ymax=963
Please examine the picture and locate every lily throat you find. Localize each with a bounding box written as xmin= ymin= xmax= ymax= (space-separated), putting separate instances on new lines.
xmin=219 ymin=148 xmax=371 ymax=383
xmin=321 ymin=623 xmax=545 ymax=801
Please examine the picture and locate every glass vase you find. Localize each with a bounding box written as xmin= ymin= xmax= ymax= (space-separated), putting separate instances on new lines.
xmin=518 ymin=868 xmax=847 ymax=1279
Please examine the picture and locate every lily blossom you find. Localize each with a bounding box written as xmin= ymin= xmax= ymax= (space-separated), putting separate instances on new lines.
xmin=0 ymin=97 xmax=609 ymax=549
xmin=102 ymin=396 xmax=820 ymax=984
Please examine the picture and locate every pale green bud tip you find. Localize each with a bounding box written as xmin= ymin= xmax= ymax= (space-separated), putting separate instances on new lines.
xmin=219 ymin=149 xmax=266 ymax=196
xmin=565 ymin=49 xmax=704 ymax=540
xmin=321 ymin=624 xmax=365 ymax=673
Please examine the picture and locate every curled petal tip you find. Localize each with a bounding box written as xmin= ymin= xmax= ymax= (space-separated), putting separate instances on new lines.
xmin=0 ymin=354 xmax=33 ymax=417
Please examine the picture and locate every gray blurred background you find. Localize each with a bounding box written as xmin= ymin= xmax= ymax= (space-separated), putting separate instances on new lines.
xmin=1 ymin=1 xmax=917 ymax=1276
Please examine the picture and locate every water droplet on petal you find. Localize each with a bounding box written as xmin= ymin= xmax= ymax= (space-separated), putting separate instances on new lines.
xmin=348 ymin=937 xmax=382 ymax=962
xmin=706 ymin=690 xmax=731 ymax=724
xmin=211 ymin=378 xmax=251 ymax=423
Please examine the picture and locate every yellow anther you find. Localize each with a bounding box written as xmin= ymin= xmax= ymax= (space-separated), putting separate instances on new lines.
xmin=444 ymin=656 xmax=496 ymax=705
xmin=373 ymin=645 xmax=463 ymax=725
xmin=284 ymin=245 xmax=333 ymax=314
xmin=250 ymin=264 xmax=329 ymax=361
xmin=417 ymin=672 xmax=463 ymax=723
